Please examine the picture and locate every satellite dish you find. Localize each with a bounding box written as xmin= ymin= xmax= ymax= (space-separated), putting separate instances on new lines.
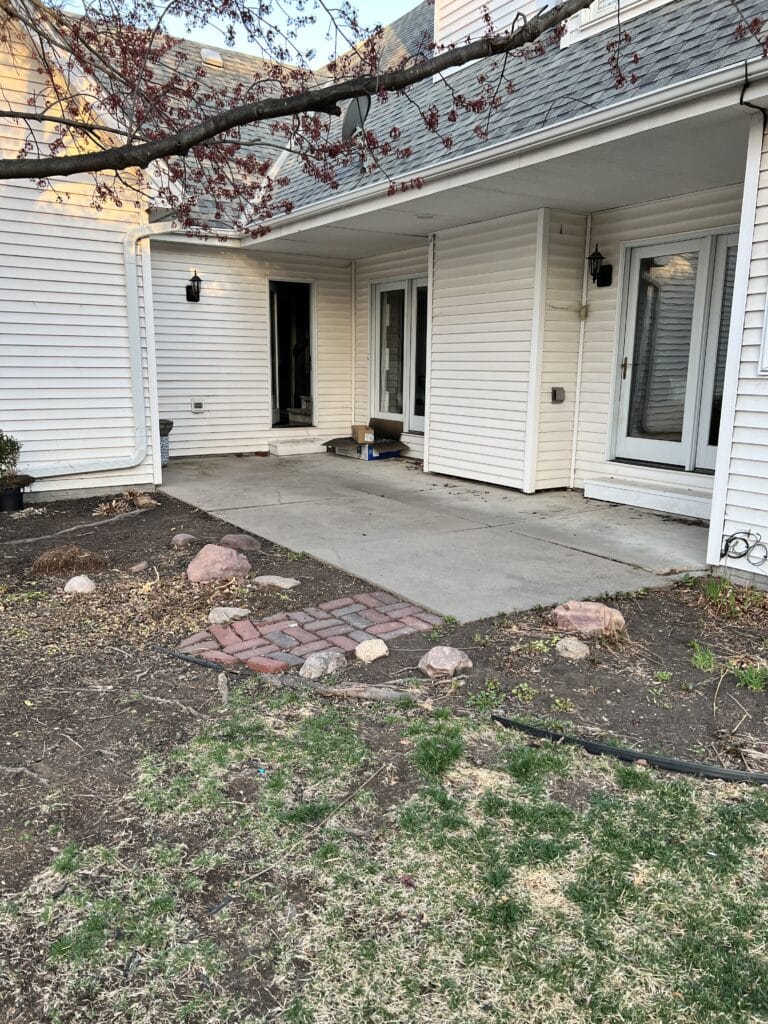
xmin=342 ymin=95 xmax=371 ymax=141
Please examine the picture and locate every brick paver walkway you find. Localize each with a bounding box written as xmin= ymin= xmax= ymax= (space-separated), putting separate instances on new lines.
xmin=178 ymin=592 xmax=443 ymax=674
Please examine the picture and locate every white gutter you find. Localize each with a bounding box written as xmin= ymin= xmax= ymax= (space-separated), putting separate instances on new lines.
xmin=33 ymin=221 xmax=241 ymax=481
xmin=243 ymin=57 xmax=768 ymax=245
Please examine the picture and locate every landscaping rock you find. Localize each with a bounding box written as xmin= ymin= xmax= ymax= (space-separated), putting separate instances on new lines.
xmin=186 ymin=544 xmax=251 ymax=583
xmin=418 ymin=645 xmax=473 ymax=679
xmin=219 ymin=533 xmax=261 ymax=553
xmin=170 ymin=533 xmax=196 ymax=548
xmin=550 ymin=601 xmax=625 ymax=637
xmin=208 ymin=606 xmax=251 ymax=625
xmin=556 ymin=637 xmax=590 ymax=661
xmin=355 ymin=638 xmax=389 ymax=663
xmin=64 ymin=575 xmax=96 ymax=595
xmin=299 ymin=650 xmax=347 ymax=680
xmin=254 ymin=575 xmax=300 ymax=590
xmin=129 ymin=561 xmax=148 ymax=573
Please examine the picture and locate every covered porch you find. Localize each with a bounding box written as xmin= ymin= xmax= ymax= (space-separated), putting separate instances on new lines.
xmin=161 ymin=453 xmax=707 ymax=621
xmin=236 ymin=95 xmax=756 ymax=523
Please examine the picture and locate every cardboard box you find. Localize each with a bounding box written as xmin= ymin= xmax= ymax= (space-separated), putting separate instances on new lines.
xmin=351 ymin=423 xmax=375 ymax=444
xmin=325 ymin=418 xmax=409 ymax=462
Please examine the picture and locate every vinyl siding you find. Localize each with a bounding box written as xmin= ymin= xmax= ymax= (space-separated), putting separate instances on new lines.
xmin=572 ymin=184 xmax=743 ymax=491
xmin=0 ymin=37 xmax=156 ymax=495
xmin=435 ymin=0 xmax=541 ymax=47
xmin=152 ymin=243 xmax=352 ymax=456
xmin=718 ymin=128 xmax=768 ymax=571
xmin=353 ymin=247 xmax=428 ymax=459
xmin=427 ymin=211 xmax=538 ymax=488
xmin=536 ymin=212 xmax=587 ymax=489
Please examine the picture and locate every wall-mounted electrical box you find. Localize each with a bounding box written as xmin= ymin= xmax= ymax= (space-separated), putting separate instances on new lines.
xmin=551 ymin=387 xmax=566 ymax=405
xmin=191 ymin=399 xmax=205 ymax=414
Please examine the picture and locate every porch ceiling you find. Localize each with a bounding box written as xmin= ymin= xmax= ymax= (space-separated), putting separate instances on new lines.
xmin=248 ymin=106 xmax=751 ymax=260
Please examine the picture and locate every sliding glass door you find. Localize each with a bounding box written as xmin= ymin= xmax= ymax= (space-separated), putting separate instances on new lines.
xmin=373 ymin=278 xmax=428 ymax=433
xmin=614 ymin=232 xmax=737 ymax=472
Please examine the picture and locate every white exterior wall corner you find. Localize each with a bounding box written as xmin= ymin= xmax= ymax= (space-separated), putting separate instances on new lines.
xmin=0 ymin=39 xmax=156 ymax=497
xmin=535 ymin=211 xmax=588 ymax=490
xmin=426 ymin=210 xmax=538 ymax=488
xmin=152 ymin=242 xmax=353 ymax=457
xmin=571 ymin=183 xmax=744 ymax=493
xmin=709 ymin=116 xmax=768 ymax=574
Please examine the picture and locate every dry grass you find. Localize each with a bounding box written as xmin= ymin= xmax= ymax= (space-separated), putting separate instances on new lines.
xmin=31 ymin=544 xmax=107 ymax=576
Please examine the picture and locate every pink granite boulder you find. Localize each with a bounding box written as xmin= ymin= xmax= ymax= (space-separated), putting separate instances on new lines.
xmin=418 ymin=645 xmax=473 ymax=680
xmin=549 ymin=601 xmax=625 ymax=637
xmin=186 ymin=544 xmax=251 ymax=583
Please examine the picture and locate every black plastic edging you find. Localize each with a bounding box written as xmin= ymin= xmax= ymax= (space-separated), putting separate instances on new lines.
xmin=492 ymin=715 xmax=768 ymax=786
xmin=155 ymin=645 xmax=247 ymax=674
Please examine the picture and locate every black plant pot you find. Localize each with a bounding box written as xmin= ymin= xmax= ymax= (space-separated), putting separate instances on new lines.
xmin=0 ymin=487 xmax=23 ymax=513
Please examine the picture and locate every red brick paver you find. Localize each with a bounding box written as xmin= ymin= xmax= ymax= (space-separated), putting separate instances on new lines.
xmin=177 ymin=590 xmax=440 ymax=674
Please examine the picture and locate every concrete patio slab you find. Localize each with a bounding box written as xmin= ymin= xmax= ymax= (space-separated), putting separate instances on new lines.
xmin=162 ymin=454 xmax=709 ymax=622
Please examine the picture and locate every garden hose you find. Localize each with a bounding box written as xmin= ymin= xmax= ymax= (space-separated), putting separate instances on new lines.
xmin=492 ymin=715 xmax=768 ymax=785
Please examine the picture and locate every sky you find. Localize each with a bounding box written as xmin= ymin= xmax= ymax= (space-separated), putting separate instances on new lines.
xmin=165 ymin=0 xmax=417 ymax=68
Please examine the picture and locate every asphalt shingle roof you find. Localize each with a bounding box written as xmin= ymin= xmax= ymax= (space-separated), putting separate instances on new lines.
xmin=277 ymin=0 xmax=767 ymax=213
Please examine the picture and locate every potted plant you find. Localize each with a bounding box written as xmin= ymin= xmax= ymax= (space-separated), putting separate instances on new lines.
xmin=0 ymin=431 xmax=35 ymax=512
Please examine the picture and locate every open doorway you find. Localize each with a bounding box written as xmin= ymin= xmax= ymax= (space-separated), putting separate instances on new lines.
xmin=269 ymin=280 xmax=313 ymax=427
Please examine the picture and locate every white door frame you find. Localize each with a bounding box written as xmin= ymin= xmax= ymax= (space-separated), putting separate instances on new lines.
xmin=404 ymin=277 xmax=428 ymax=433
xmin=614 ymin=235 xmax=713 ymax=468
xmin=267 ymin=276 xmax=318 ymax=429
xmin=695 ymin=232 xmax=739 ymax=471
xmin=371 ymin=277 xmax=428 ymax=432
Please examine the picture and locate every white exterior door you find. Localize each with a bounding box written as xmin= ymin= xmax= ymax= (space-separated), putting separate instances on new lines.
xmin=373 ymin=278 xmax=428 ymax=433
xmin=614 ymin=230 xmax=737 ymax=473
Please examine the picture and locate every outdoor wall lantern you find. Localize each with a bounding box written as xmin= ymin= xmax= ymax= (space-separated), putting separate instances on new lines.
xmin=186 ymin=269 xmax=202 ymax=302
xmin=586 ymin=245 xmax=613 ymax=288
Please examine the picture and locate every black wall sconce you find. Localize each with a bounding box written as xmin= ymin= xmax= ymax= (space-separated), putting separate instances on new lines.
xmin=586 ymin=245 xmax=613 ymax=288
xmin=186 ymin=269 xmax=202 ymax=302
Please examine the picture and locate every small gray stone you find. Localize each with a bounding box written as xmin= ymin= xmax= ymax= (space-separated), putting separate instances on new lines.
xmin=418 ymin=645 xmax=473 ymax=680
xmin=208 ymin=606 xmax=250 ymax=625
xmin=64 ymin=575 xmax=96 ymax=595
xmin=555 ymin=637 xmax=590 ymax=661
xmin=254 ymin=575 xmax=300 ymax=590
xmin=186 ymin=544 xmax=251 ymax=583
xmin=170 ymin=533 xmax=196 ymax=548
xmin=355 ymin=638 xmax=389 ymax=663
xmin=219 ymin=533 xmax=262 ymax=553
xmin=129 ymin=561 xmax=148 ymax=573
xmin=550 ymin=601 xmax=625 ymax=637
xmin=299 ymin=650 xmax=347 ymax=680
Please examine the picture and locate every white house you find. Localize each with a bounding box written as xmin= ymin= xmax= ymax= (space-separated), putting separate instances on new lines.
xmin=2 ymin=0 xmax=768 ymax=585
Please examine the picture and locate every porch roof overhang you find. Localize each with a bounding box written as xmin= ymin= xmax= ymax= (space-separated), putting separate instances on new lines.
xmin=241 ymin=57 xmax=768 ymax=260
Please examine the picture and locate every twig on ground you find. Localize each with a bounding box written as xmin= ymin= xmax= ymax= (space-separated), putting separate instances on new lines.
xmin=0 ymin=765 xmax=49 ymax=785
xmin=277 ymin=677 xmax=424 ymax=703
xmin=131 ymin=691 xmax=201 ymax=718
xmin=727 ymin=692 xmax=753 ymax=719
xmin=2 ymin=508 xmax=147 ymax=545
xmin=243 ymin=764 xmax=386 ymax=883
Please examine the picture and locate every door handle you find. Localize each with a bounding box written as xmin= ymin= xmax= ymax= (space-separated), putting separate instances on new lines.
xmin=621 ymin=356 xmax=630 ymax=380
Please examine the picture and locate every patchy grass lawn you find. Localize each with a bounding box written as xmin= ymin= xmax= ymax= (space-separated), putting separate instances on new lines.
xmin=2 ymin=683 xmax=767 ymax=1023
xmin=2 ymin=494 xmax=768 ymax=1021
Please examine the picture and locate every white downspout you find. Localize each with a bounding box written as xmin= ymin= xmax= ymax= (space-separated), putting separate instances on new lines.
xmin=569 ymin=212 xmax=592 ymax=489
xmin=422 ymin=233 xmax=435 ymax=474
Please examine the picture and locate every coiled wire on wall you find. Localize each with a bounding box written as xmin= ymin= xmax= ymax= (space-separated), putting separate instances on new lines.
xmin=720 ymin=530 xmax=768 ymax=567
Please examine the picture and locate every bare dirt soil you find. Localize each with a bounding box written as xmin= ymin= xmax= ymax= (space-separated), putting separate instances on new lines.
xmin=2 ymin=491 xmax=767 ymax=900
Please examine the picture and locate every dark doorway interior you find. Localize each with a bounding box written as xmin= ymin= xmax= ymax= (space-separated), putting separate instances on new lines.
xmin=270 ymin=281 xmax=313 ymax=427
